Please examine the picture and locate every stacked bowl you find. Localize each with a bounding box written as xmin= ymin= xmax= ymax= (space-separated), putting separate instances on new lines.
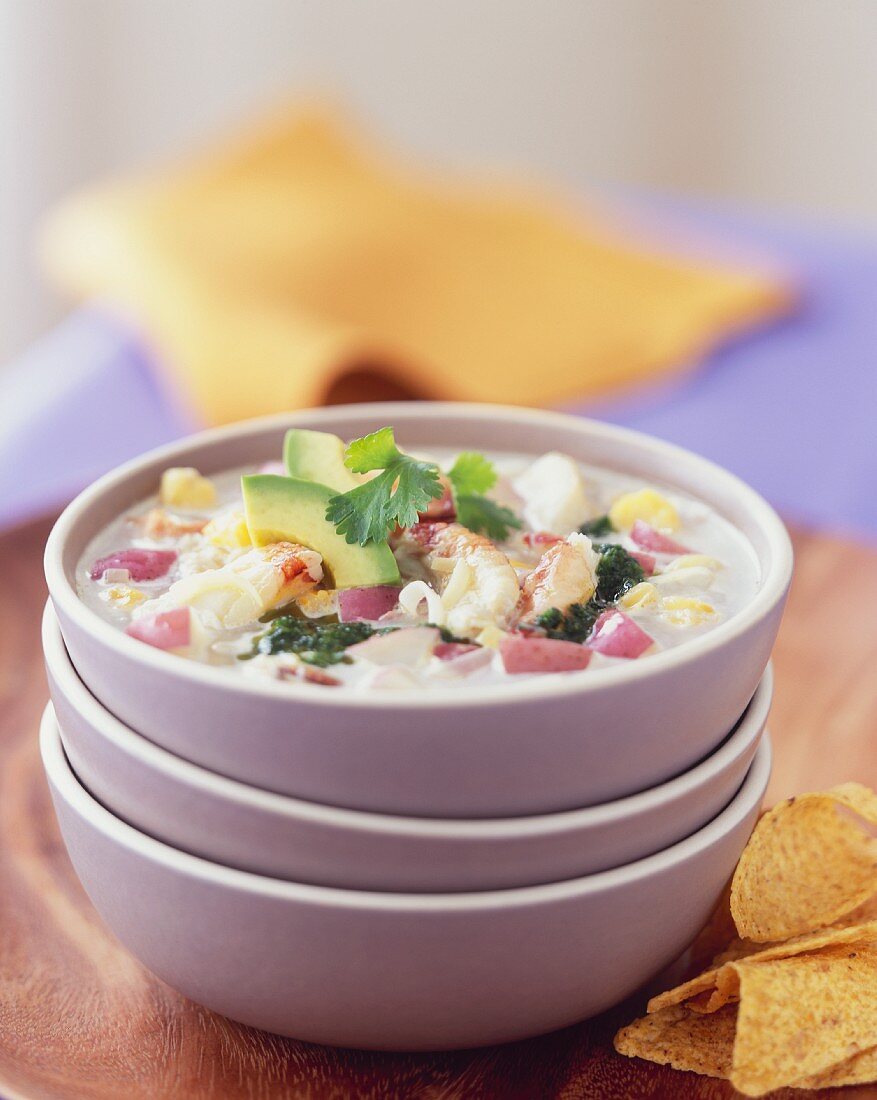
xmin=42 ymin=404 xmax=792 ymax=1051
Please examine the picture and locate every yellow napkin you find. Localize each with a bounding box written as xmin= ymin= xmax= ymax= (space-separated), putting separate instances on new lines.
xmin=40 ymin=107 xmax=791 ymax=425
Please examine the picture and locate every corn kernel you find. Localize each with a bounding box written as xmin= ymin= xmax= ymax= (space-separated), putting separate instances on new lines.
xmin=664 ymin=554 xmax=723 ymax=572
xmin=203 ymin=511 xmax=252 ymax=549
xmin=100 ymin=585 xmax=145 ymax=609
xmin=660 ymin=596 xmax=716 ymax=626
xmin=160 ymin=467 xmax=217 ymax=510
xmin=620 ymin=581 xmax=659 ymax=610
xmin=609 ymin=489 xmax=680 ymax=533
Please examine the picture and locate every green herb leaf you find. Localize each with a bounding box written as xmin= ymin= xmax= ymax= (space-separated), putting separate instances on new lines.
xmin=343 ymin=427 xmax=403 ymax=474
xmin=445 ymin=450 xmax=521 ymax=541
xmin=579 ymin=514 xmax=614 ymax=538
xmin=447 ymin=451 xmax=497 ymax=497
xmin=595 ymin=544 xmax=645 ymax=602
xmin=454 ymin=495 xmax=521 ymax=542
xmin=241 ymin=616 xmax=389 ymax=667
xmin=537 ymin=598 xmax=605 ymax=644
xmin=326 ymin=427 xmax=444 ymax=545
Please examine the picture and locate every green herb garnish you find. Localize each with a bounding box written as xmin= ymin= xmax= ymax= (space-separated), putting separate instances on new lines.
xmin=447 ymin=451 xmax=522 ymax=542
xmin=579 ymin=514 xmax=614 ymax=538
xmin=241 ymin=616 xmax=385 ymax=667
xmin=536 ymin=598 xmax=605 ymax=643
xmin=325 ymin=427 xmax=444 ymax=546
xmin=595 ymin=544 xmax=646 ymax=602
xmin=446 ymin=451 xmax=495 ymax=496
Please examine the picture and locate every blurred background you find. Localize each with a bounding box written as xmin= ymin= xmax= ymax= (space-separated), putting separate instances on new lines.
xmin=1 ymin=0 xmax=875 ymax=534
xmin=3 ymin=0 xmax=876 ymax=363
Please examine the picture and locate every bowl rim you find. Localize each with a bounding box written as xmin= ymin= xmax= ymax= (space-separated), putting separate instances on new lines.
xmin=44 ymin=600 xmax=772 ymax=838
xmin=41 ymin=703 xmax=772 ymax=910
xmin=45 ymin=402 xmax=793 ymax=710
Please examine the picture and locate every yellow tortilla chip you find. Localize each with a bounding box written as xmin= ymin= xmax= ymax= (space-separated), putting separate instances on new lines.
xmin=617 ymin=787 xmax=877 ymax=1094
xmin=618 ymin=944 xmax=877 ymax=1096
xmin=731 ymin=943 xmax=877 ymax=1095
xmin=614 ymin=1002 xmax=736 ymax=1080
xmin=731 ymin=783 xmax=877 ymax=942
xmin=647 ymin=919 xmax=877 ymax=1016
xmin=796 ymin=1044 xmax=877 ymax=1088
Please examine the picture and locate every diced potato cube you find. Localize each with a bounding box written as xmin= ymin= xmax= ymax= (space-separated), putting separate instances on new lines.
xmin=160 ymin=467 xmax=217 ymax=510
xmin=203 ymin=511 xmax=252 ymax=549
xmin=609 ymin=489 xmax=680 ymax=533
xmin=660 ymin=596 xmax=716 ymax=626
xmin=620 ymin=581 xmax=659 ymax=610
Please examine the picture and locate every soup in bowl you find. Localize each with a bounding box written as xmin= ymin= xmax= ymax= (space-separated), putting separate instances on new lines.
xmin=45 ymin=403 xmax=792 ymax=816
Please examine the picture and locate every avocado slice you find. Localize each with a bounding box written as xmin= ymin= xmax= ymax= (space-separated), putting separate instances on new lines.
xmin=283 ymin=428 xmax=360 ymax=493
xmin=242 ymin=474 xmax=401 ymax=589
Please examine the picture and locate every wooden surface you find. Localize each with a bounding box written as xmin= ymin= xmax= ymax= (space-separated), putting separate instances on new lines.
xmin=0 ymin=514 xmax=875 ymax=1100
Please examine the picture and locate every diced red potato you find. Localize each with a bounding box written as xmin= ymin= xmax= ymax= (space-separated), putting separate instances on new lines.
xmin=90 ymin=548 xmax=177 ymax=582
xmin=434 ymin=642 xmax=481 ymax=661
xmin=347 ymin=626 xmax=440 ymax=667
xmin=629 ymin=550 xmax=656 ymax=576
xmin=337 ymin=585 xmax=402 ymax=622
xmin=587 ymin=609 xmax=654 ymax=659
xmin=629 ymin=521 xmax=690 ymax=556
xmin=126 ymin=608 xmax=191 ymax=650
xmin=500 ymin=634 xmax=592 ymax=674
xmin=432 ymin=646 xmax=494 ymax=677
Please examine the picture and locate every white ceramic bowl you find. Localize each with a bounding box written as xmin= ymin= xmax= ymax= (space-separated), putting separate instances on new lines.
xmin=45 ymin=403 xmax=792 ymax=817
xmin=42 ymin=709 xmax=771 ymax=1050
xmin=45 ymin=602 xmax=771 ymax=891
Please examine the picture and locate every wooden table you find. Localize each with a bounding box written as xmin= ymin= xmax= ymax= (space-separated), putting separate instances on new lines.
xmin=1 ymin=515 xmax=875 ymax=1100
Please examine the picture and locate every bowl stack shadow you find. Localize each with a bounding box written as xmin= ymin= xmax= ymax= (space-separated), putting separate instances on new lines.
xmin=40 ymin=403 xmax=792 ymax=1051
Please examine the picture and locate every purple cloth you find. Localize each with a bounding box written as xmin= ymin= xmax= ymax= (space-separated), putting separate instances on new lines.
xmin=570 ymin=196 xmax=877 ymax=542
xmin=0 ymin=310 xmax=194 ymax=528
xmin=2 ymin=196 xmax=875 ymax=539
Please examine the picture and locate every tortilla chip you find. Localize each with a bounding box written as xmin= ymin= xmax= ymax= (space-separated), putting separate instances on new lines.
xmin=731 ymin=783 xmax=877 ymax=942
xmin=614 ymin=1003 xmax=736 ymax=1080
xmin=731 ymin=943 xmax=877 ymax=1095
xmin=647 ymin=919 xmax=877 ymax=1016
xmin=796 ymin=1044 xmax=877 ymax=1088
xmin=619 ymin=944 xmax=877 ymax=1096
xmin=617 ymin=786 xmax=877 ymax=1094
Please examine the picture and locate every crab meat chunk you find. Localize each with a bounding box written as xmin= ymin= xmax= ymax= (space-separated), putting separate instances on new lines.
xmin=136 ymin=542 xmax=322 ymax=630
xmin=512 ymin=452 xmax=591 ymax=536
xmin=396 ymin=522 xmax=520 ymax=637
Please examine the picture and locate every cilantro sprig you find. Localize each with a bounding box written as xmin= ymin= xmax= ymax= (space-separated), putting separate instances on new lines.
xmin=325 ymin=427 xmax=443 ymax=545
xmin=325 ymin=430 xmax=522 ymax=546
xmin=447 ymin=451 xmax=522 ymax=542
